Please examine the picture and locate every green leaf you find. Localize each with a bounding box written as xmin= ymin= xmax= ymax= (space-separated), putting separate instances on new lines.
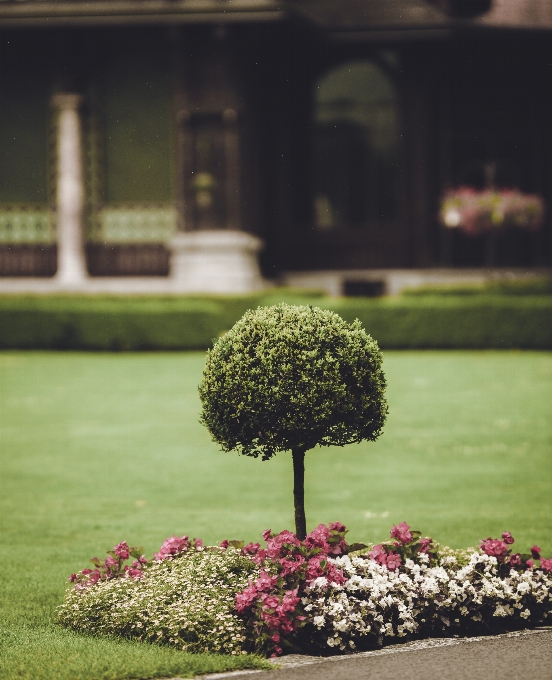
xmin=347 ymin=542 xmax=368 ymax=553
xmin=227 ymin=540 xmax=245 ymax=549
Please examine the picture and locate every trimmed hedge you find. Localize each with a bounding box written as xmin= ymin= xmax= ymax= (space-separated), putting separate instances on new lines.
xmin=0 ymin=292 xmax=551 ymax=350
xmin=324 ymin=296 xmax=552 ymax=350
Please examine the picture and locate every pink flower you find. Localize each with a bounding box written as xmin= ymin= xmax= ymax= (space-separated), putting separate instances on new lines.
xmin=526 ymin=559 xmax=535 ymax=569
xmin=242 ymin=542 xmax=261 ymax=555
xmin=88 ymin=570 xmax=101 ymax=585
xmin=540 ymin=558 xmax=552 ymax=573
xmin=279 ymin=555 xmax=305 ymax=576
xmin=329 ymin=521 xmax=346 ymax=533
xmin=390 ymin=522 xmax=413 ymax=544
xmin=261 ymin=595 xmax=281 ymax=610
xmin=69 ymin=573 xmax=77 ymax=582
xmin=501 ymin=532 xmax=515 ymax=545
xmin=113 ymin=541 xmax=130 ymax=560
xmin=271 ymin=633 xmax=280 ymax=643
xmin=255 ymin=571 xmax=279 ymax=592
xmin=124 ymin=567 xmax=143 ymax=579
xmin=265 ymin=531 xmax=300 ymax=560
xmin=385 ymin=552 xmax=402 ymax=571
xmin=262 ymin=529 xmax=273 ymax=542
xmin=131 ymin=555 xmax=147 ymax=568
xmin=220 ymin=540 xmax=229 ymax=549
xmin=508 ymin=553 xmax=521 ymax=568
xmin=104 ymin=555 xmax=118 ymax=569
xmin=304 ymin=524 xmax=331 ymax=552
xmin=531 ymin=545 xmax=541 ymax=559
xmin=250 ymin=548 xmax=267 ymax=565
xmin=419 ymin=537 xmax=433 ymax=553
xmin=369 ymin=544 xmax=387 ymax=564
xmin=235 ymin=583 xmax=259 ymax=612
xmin=479 ymin=538 xmax=509 ymax=560
xmin=154 ymin=535 xmax=190 ymax=561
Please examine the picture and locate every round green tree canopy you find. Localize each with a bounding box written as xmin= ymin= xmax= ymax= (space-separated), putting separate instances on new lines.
xmin=199 ymin=304 xmax=387 ymax=460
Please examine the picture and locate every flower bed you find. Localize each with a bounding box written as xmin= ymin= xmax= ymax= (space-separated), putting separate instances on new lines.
xmin=58 ymin=524 xmax=552 ymax=658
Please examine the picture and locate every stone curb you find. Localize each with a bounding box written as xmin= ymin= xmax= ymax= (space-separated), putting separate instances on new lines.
xmin=166 ymin=626 xmax=552 ymax=680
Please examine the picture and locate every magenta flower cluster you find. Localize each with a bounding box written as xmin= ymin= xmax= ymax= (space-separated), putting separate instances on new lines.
xmin=368 ymin=522 xmax=437 ymax=571
xmin=231 ymin=522 xmax=349 ymax=656
xmin=69 ymin=534 xmax=203 ymax=590
xmin=479 ymin=532 xmax=552 ymax=573
xmin=69 ymin=541 xmax=147 ymax=590
xmin=154 ymin=535 xmax=203 ymax=561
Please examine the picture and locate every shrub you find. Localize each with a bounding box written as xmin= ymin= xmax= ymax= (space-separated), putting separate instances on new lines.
xmin=1 ymin=292 xmax=551 ymax=350
xmin=58 ymin=544 xmax=258 ymax=655
xmin=199 ymin=304 xmax=387 ymax=538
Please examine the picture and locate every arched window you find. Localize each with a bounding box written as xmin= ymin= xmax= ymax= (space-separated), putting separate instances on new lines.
xmin=313 ymin=60 xmax=400 ymax=230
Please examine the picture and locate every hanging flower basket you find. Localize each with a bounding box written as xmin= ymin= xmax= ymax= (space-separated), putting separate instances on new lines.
xmin=439 ymin=187 xmax=545 ymax=236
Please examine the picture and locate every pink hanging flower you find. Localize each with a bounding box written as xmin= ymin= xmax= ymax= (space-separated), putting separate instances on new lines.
xmin=531 ymin=545 xmax=541 ymax=560
xmin=220 ymin=540 xmax=229 ymax=549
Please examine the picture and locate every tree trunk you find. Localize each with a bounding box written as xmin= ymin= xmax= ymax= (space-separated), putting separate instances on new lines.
xmin=292 ymin=447 xmax=307 ymax=540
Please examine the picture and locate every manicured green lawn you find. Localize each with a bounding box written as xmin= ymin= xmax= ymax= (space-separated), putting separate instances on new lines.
xmin=1 ymin=350 xmax=551 ymax=679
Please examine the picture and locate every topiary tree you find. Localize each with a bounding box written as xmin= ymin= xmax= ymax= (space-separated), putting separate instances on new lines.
xmin=199 ymin=304 xmax=387 ymax=539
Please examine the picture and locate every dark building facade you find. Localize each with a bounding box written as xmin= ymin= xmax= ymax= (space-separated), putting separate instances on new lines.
xmin=1 ymin=0 xmax=552 ymax=282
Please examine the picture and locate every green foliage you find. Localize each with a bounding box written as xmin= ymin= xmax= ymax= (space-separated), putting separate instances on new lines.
xmin=57 ymin=548 xmax=257 ymax=655
xmin=199 ymin=304 xmax=387 ymax=460
xmin=325 ymin=296 xmax=552 ymax=349
xmin=401 ymin=278 xmax=552 ymax=297
xmin=1 ymin=291 xmax=551 ymax=350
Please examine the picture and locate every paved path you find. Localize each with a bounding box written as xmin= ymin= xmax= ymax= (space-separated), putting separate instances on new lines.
xmin=191 ymin=628 xmax=552 ymax=680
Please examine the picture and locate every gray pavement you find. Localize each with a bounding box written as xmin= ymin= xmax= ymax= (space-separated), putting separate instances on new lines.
xmin=193 ymin=628 xmax=552 ymax=680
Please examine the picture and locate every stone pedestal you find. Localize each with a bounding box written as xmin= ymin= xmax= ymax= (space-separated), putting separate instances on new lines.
xmin=170 ymin=230 xmax=265 ymax=293
xmin=52 ymin=93 xmax=88 ymax=285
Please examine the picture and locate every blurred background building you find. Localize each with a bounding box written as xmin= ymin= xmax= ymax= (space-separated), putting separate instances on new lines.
xmin=1 ymin=0 xmax=552 ymax=294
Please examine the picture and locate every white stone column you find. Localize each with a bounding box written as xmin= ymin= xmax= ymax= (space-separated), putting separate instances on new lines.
xmin=52 ymin=94 xmax=88 ymax=285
